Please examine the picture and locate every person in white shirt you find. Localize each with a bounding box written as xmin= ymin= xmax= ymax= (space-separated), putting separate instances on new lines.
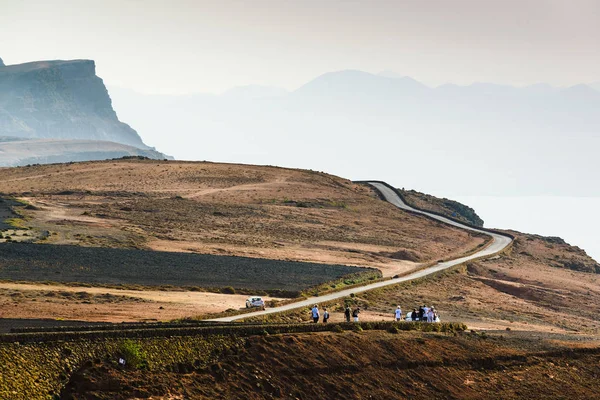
xmin=432 ymin=308 xmax=440 ymax=323
xmin=311 ymin=305 xmax=320 ymax=323
xmin=394 ymin=306 xmax=402 ymax=322
xmin=427 ymin=308 xmax=434 ymax=323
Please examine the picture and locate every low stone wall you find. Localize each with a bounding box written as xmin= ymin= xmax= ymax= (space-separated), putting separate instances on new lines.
xmin=0 ymin=334 xmax=240 ymax=400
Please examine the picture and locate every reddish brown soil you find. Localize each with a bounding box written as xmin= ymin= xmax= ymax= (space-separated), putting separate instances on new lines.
xmin=60 ymin=330 xmax=600 ymax=400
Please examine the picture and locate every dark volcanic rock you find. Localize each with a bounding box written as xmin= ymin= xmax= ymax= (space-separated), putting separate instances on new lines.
xmin=0 ymin=59 xmax=148 ymax=148
xmin=400 ymin=188 xmax=484 ymax=227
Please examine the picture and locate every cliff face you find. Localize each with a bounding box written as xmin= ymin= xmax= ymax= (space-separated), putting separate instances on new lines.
xmin=0 ymin=59 xmax=147 ymax=149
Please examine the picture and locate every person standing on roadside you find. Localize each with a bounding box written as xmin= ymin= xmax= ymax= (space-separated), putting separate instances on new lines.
xmin=412 ymin=308 xmax=419 ymax=321
xmin=418 ymin=306 xmax=425 ymax=322
xmin=344 ymin=305 xmax=351 ymax=323
xmin=352 ymin=307 xmax=360 ymax=322
xmin=311 ymin=304 xmax=320 ymax=323
xmin=432 ymin=308 xmax=440 ymax=323
xmin=323 ymin=307 xmax=330 ymax=323
xmin=394 ymin=306 xmax=402 ymax=322
xmin=427 ymin=308 xmax=434 ymax=323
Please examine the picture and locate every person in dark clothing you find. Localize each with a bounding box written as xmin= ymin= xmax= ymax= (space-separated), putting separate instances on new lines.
xmin=418 ymin=307 xmax=425 ymax=322
xmin=323 ymin=307 xmax=330 ymax=323
xmin=412 ymin=308 xmax=419 ymax=321
xmin=344 ymin=306 xmax=351 ymax=322
xmin=352 ymin=307 xmax=360 ymax=322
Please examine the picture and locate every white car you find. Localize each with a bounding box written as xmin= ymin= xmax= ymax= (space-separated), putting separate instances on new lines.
xmin=245 ymin=296 xmax=265 ymax=309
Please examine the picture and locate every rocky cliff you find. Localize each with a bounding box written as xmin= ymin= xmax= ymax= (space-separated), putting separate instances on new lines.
xmin=0 ymin=58 xmax=149 ymax=149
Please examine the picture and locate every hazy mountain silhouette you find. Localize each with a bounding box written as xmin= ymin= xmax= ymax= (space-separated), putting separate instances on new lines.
xmin=221 ymin=85 xmax=288 ymax=99
xmin=108 ymin=70 xmax=600 ymax=196
xmin=0 ymin=57 xmax=170 ymax=165
xmin=0 ymin=137 xmax=168 ymax=167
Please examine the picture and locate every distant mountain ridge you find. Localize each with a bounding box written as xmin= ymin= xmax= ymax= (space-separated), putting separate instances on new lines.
xmin=109 ymin=69 xmax=600 ymax=196
xmin=0 ymin=138 xmax=168 ymax=167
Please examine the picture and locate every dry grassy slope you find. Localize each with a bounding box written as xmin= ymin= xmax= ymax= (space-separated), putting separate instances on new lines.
xmin=0 ymin=159 xmax=485 ymax=276
xmin=326 ymin=232 xmax=600 ymax=335
xmin=60 ymin=330 xmax=600 ymax=400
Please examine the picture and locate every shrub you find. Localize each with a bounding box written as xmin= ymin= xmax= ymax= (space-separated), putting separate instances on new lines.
xmin=119 ymin=340 xmax=147 ymax=369
xmin=220 ymin=286 xmax=236 ymax=294
xmin=333 ymin=325 xmax=344 ymax=333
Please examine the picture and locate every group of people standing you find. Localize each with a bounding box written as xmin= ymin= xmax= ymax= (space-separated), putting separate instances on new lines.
xmin=310 ymin=305 xmax=361 ymax=323
xmin=310 ymin=304 xmax=439 ymax=323
xmin=311 ymin=304 xmax=329 ymax=323
xmin=397 ymin=305 xmax=439 ymax=322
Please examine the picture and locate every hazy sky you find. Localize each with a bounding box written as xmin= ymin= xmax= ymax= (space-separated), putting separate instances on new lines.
xmin=1 ymin=0 xmax=599 ymax=94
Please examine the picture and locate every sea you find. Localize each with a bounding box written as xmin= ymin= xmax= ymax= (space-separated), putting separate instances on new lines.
xmin=453 ymin=196 xmax=600 ymax=263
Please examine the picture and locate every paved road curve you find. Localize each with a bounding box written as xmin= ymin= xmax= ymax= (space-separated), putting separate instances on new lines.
xmin=207 ymin=182 xmax=513 ymax=322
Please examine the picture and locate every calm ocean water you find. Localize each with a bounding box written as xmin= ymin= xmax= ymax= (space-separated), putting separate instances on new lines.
xmin=453 ymin=196 xmax=600 ymax=263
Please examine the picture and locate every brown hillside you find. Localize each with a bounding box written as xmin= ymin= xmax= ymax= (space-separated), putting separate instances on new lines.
xmin=60 ymin=330 xmax=600 ymax=400
xmin=0 ymin=159 xmax=485 ymax=276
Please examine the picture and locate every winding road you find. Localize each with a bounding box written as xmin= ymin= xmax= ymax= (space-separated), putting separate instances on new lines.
xmin=207 ymin=182 xmax=513 ymax=322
